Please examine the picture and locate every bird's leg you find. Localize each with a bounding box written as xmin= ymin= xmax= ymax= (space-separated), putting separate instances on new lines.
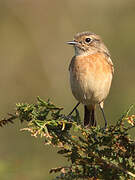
xmin=99 ymin=102 xmax=107 ymax=129
xmin=68 ymin=102 xmax=80 ymax=116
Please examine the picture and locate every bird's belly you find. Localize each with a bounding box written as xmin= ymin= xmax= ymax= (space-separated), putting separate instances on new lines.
xmin=69 ymin=62 xmax=112 ymax=105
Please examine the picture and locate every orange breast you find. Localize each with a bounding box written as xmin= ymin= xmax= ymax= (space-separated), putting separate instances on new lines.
xmin=70 ymin=52 xmax=113 ymax=81
xmin=69 ymin=52 xmax=113 ymax=104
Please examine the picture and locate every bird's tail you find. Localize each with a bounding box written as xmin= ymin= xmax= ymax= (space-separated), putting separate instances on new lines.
xmin=84 ymin=105 xmax=96 ymax=127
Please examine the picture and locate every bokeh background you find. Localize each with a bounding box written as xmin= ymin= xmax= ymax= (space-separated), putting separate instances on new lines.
xmin=0 ymin=0 xmax=135 ymax=179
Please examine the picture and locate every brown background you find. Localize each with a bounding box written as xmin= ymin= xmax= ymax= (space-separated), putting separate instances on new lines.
xmin=0 ymin=0 xmax=135 ymax=179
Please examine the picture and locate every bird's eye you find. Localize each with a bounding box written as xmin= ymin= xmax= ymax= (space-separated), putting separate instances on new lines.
xmin=85 ymin=38 xmax=91 ymax=43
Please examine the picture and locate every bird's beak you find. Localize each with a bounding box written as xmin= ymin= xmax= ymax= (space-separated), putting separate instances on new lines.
xmin=67 ymin=41 xmax=78 ymax=45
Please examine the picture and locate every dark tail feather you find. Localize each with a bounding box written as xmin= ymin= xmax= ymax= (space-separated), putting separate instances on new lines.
xmin=84 ymin=105 xmax=96 ymax=127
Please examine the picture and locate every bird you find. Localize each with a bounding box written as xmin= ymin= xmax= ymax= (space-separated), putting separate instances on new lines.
xmin=67 ymin=31 xmax=114 ymax=128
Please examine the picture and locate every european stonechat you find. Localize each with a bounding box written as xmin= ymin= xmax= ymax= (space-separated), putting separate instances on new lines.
xmin=67 ymin=32 xmax=114 ymax=127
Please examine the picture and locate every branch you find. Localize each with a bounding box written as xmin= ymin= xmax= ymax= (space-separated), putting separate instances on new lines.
xmin=1 ymin=97 xmax=135 ymax=180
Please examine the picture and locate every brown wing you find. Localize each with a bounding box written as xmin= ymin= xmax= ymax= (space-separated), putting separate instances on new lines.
xmin=68 ymin=56 xmax=76 ymax=71
xmin=106 ymin=56 xmax=114 ymax=75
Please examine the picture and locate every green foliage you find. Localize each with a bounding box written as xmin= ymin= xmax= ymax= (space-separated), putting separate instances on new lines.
xmin=0 ymin=97 xmax=135 ymax=180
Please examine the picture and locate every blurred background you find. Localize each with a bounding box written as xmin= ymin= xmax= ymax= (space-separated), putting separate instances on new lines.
xmin=0 ymin=0 xmax=135 ymax=179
